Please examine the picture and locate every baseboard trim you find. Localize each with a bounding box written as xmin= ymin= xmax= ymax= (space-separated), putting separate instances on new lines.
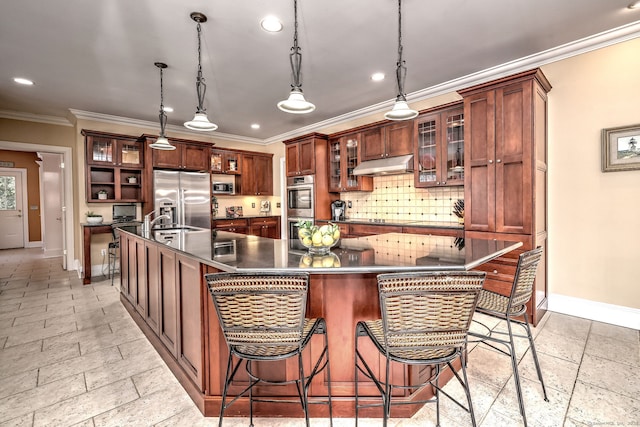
xmin=25 ymin=241 xmax=42 ymax=248
xmin=548 ymin=293 xmax=640 ymax=330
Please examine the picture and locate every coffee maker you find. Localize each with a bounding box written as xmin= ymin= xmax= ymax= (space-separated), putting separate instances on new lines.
xmin=331 ymin=200 xmax=346 ymax=221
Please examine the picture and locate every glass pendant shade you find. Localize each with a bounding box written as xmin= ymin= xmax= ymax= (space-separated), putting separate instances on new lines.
xmin=184 ymin=112 xmax=218 ymax=131
xmin=385 ymin=99 xmax=418 ymax=121
xmin=149 ymin=135 xmax=176 ymax=151
xmin=277 ymin=89 xmax=315 ymax=114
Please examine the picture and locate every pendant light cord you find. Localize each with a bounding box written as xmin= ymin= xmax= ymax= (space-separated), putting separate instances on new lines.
xmin=157 ymin=63 xmax=168 ymax=138
xmin=289 ymin=0 xmax=303 ymax=90
xmin=195 ymin=21 xmax=207 ymax=114
xmin=395 ymin=0 xmax=408 ymax=102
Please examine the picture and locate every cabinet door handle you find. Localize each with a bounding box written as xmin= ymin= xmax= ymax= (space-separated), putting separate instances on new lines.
xmin=493 ymin=269 xmax=498 ymax=274
xmin=496 ymin=159 xmax=502 ymax=163
xmin=436 ymin=181 xmax=440 ymax=185
xmin=488 ymin=159 xmax=494 ymax=164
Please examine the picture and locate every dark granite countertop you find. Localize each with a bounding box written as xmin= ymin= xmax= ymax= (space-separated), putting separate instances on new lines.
xmin=126 ymin=226 xmax=520 ymax=274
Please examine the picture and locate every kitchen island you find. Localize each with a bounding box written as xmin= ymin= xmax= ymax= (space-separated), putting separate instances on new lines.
xmin=118 ymin=227 xmax=521 ymax=418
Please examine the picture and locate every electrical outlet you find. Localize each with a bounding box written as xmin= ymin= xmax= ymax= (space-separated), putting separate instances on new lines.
xmin=276 ymin=202 xmax=281 ymax=208
xmin=101 ymin=249 xmax=106 ymax=256
xmin=251 ymin=203 xmax=256 ymax=208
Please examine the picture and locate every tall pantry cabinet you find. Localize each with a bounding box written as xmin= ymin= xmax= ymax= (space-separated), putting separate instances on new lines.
xmin=458 ymin=68 xmax=551 ymax=325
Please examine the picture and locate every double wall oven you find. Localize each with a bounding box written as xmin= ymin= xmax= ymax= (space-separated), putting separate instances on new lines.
xmin=286 ymin=175 xmax=314 ymax=244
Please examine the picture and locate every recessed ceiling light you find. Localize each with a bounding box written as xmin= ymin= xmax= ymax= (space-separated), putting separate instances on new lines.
xmin=371 ymin=72 xmax=385 ymax=82
xmin=260 ymin=16 xmax=283 ymax=32
xmin=13 ymin=77 xmax=34 ymax=85
xmin=251 ymin=123 xmax=260 ymax=129
xmin=628 ymin=1 xmax=640 ymax=9
xmin=163 ymin=106 xmax=174 ymax=113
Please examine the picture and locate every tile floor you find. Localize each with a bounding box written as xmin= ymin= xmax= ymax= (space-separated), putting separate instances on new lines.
xmin=0 ymin=248 xmax=639 ymax=426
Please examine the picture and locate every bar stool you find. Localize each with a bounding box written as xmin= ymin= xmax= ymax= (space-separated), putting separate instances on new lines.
xmin=355 ymin=271 xmax=486 ymax=427
xmin=468 ymin=246 xmax=548 ymax=427
xmin=206 ymin=271 xmax=333 ymax=427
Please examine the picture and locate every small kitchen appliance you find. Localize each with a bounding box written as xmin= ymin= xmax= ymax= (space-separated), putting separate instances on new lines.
xmin=331 ymin=200 xmax=346 ymax=221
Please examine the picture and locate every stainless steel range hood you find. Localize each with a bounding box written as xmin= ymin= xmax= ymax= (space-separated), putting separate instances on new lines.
xmin=352 ymin=154 xmax=414 ymax=176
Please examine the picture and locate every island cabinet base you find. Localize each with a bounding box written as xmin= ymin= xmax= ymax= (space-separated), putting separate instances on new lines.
xmin=121 ymin=261 xmax=450 ymax=418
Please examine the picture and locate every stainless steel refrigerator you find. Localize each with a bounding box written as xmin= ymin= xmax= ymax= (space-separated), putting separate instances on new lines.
xmin=153 ymin=170 xmax=211 ymax=229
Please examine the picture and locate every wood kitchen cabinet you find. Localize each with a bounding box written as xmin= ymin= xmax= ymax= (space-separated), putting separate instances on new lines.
xmin=145 ymin=136 xmax=210 ymax=171
xmin=284 ymin=133 xmax=327 ymax=176
xmin=361 ymin=121 xmax=413 ymax=161
xmin=213 ymin=218 xmax=249 ymax=234
xmin=240 ymin=153 xmax=273 ymax=196
xmin=83 ymin=129 xmax=144 ymax=202
xmin=210 ymin=149 xmax=241 ymax=175
xmin=328 ymin=133 xmax=373 ymax=193
xmin=414 ymin=104 xmax=465 ymax=188
xmin=459 ymin=68 xmax=551 ymax=325
xmin=249 ymin=217 xmax=280 ymax=239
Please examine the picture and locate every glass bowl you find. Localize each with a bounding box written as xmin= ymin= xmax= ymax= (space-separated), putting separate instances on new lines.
xmin=297 ymin=222 xmax=340 ymax=255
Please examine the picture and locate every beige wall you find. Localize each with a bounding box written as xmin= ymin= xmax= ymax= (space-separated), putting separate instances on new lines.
xmin=541 ymin=37 xmax=640 ymax=310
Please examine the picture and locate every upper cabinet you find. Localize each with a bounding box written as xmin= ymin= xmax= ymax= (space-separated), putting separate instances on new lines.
xmin=146 ymin=137 xmax=210 ymax=171
xmin=83 ymin=130 xmax=145 ymax=203
xmin=85 ymin=131 xmax=143 ymax=169
xmin=210 ymin=149 xmax=241 ymax=175
xmin=414 ymin=104 xmax=465 ymax=188
xmin=460 ymin=69 xmax=551 ymax=235
xmin=240 ymin=153 xmax=273 ymax=196
xmin=361 ymin=121 xmax=413 ymax=161
xmin=284 ymin=133 xmax=328 ymax=177
xmin=328 ymin=133 xmax=373 ymax=192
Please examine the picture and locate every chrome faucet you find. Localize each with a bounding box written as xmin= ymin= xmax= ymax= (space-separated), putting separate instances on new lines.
xmin=142 ymin=211 xmax=172 ymax=234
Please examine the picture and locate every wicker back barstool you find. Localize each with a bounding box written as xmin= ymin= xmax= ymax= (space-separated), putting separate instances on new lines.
xmin=206 ymin=271 xmax=332 ymax=427
xmin=468 ymin=246 xmax=548 ymax=427
xmin=354 ymin=271 xmax=486 ymax=427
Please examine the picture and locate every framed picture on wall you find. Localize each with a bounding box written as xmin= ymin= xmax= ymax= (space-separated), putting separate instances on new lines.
xmin=602 ymin=123 xmax=640 ymax=172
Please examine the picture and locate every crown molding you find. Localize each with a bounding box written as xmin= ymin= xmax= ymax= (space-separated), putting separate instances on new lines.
xmin=0 ymin=110 xmax=73 ymax=127
xmin=68 ymin=109 xmax=264 ymax=145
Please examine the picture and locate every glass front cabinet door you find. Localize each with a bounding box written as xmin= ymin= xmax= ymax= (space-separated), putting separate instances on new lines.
xmin=329 ymin=133 xmax=372 ymax=193
xmin=415 ymin=105 xmax=464 ymax=188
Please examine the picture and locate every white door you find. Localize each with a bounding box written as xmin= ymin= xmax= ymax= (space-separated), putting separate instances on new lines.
xmin=40 ymin=153 xmax=64 ymax=258
xmin=0 ymin=169 xmax=25 ymax=249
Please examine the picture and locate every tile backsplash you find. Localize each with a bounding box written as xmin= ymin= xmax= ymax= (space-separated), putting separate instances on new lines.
xmin=342 ymin=174 xmax=464 ymax=224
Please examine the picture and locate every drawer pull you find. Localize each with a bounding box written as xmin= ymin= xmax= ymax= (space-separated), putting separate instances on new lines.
xmin=493 ymin=269 xmax=498 ymax=274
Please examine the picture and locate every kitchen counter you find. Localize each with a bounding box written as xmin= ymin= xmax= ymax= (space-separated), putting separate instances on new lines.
xmin=117 ymin=228 xmax=520 ymax=419
xmin=135 ymin=226 xmax=518 ymax=273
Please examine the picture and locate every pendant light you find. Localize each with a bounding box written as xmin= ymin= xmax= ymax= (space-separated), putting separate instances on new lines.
xmin=277 ymin=0 xmax=315 ymax=114
xmin=149 ymin=62 xmax=176 ymax=151
xmin=384 ymin=0 xmax=418 ymax=121
xmin=184 ymin=12 xmax=218 ymax=131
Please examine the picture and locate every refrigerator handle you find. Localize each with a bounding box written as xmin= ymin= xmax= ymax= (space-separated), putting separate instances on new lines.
xmin=180 ymin=188 xmax=186 ymax=226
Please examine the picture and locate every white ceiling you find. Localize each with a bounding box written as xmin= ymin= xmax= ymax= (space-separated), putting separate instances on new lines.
xmin=1 ymin=0 xmax=639 ymax=143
